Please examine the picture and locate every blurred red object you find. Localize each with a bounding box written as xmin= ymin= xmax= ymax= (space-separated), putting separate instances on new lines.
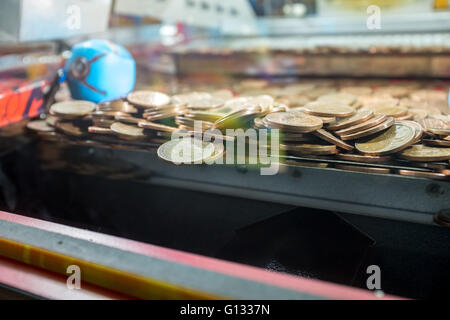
xmin=0 ymin=78 xmax=50 ymax=127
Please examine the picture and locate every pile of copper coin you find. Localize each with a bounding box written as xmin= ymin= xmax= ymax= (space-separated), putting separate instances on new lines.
xmin=27 ymin=78 xmax=450 ymax=180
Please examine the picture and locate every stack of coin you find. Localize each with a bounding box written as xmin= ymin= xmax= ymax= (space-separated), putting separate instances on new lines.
xmin=49 ymin=100 xmax=96 ymax=138
xmin=418 ymin=118 xmax=450 ymax=147
xmin=124 ymin=90 xmax=182 ymax=141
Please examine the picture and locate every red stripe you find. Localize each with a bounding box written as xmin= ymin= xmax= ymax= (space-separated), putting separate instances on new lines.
xmin=0 ymin=256 xmax=132 ymax=299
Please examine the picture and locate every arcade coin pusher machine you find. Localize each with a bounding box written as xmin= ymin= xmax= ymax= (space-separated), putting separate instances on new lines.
xmin=0 ymin=0 xmax=449 ymax=300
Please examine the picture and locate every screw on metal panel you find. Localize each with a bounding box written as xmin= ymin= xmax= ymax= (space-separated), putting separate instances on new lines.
xmin=426 ymin=183 xmax=445 ymax=197
xmin=434 ymin=209 xmax=450 ymax=227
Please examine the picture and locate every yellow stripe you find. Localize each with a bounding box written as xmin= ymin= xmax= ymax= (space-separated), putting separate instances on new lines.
xmin=0 ymin=237 xmax=223 ymax=300
xmin=22 ymin=244 xmax=31 ymax=264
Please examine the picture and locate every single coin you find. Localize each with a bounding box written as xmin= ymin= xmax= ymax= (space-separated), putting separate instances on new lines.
xmin=395 ymin=113 xmax=414 ymax=121
xmin=138 ymin=120 xmax=178 ymax=133
xmin=327 ymin=110 xmax=374 ymax=131
xmin=423 ymin=139 xmax=450 ymax=147
xmin=114 ymin=115 xmax=141 ymax=124
xmin=88 ymin=126 xmax=114 ymax=134
xmin=336 ymin=153 xmax=392 ymax=164
xmin=50 ymin=101 xmax=96 ymax=119
xmin=264 ymin=111 xmax=323 ymax=132
xmin=399 ymin=144 xmax=450 ymax=162
xmin=110 ymin=122 xmax=145 ymax=138
xmin=335 ymin=164 xmax=391 ymax=174
xmin=127 ymin=91 xmax=171 ymax=108
xmin=55 ymin=121 xmax=87 ymax=137
xmin=398 ymin=169 xmax=449 ymax=181
xmin=335 ymin=114 xmax=387 ymax=136
xmin=355 ymin=122 xmax=416 ymax=155
xmin=157 ymin=137 xmax=215 ymax=164
xmin=313 ymin=129 xmax=354 ymax=151
xmin=341 ymin=117 xmax=394 ymax=141
xmin=27 ymin=120 xmax=55 ymax=132
xmin=303 ymin=101 xmax=355 ymax=118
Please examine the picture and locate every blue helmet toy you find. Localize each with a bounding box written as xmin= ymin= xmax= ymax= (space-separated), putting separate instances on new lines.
xmin=64 ymin=39 xmax=136 ymax=103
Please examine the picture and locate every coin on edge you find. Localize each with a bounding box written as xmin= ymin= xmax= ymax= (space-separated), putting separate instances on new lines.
xmin=50 ymin=101 xmax=96 ymax=119
xmin=355 ymin=122 xmax=416 ymax=155
xmin=157 ymin=137 xmax=215 ymax=164
xmin=303 ymin=101 xmax=355 ymax=118
xmin=335 ymin=114 xmax=387 ymax=136
xmin=327 ymin=110 xmax=374 ymax=131
xmin=264 ymin=111 xmax=323 ymax=133
xmin=398 ymin=144 xmax=450 ymax=162
xmin=336 ymin=153 xmax=392 ymax=164
xmin=88 ymin=126 xmax=114 ymax=135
